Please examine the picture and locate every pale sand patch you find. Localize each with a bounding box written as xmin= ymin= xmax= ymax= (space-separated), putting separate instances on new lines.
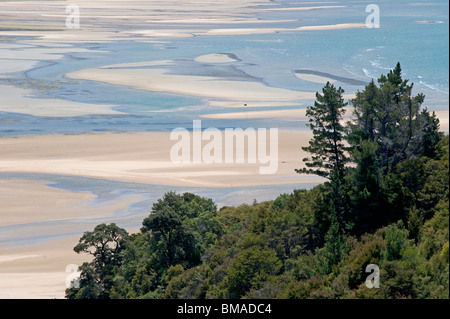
xmin=208 ymin=101 xmax=300 ymax=108
xmin=126 ymin=29 xmax=196 ymax=38
xmin=0 ymin=223 xmax=139 ymax=299
xmin=0 ymin=43 xmax=33 ymax=49
xmin=0 ymin=30 xmax=141 ymax=44
xmin=0 ymin=0 xmax=277 ymax=43
xmin=0 ymin=235 xmax=91 ymax=299
xmin=195 ymin=53 xmax=238 ymax=63
xmin=296 ymin=23 xmax=367 ymax=31
xmin=0 ymin=47 xmax=105 ymax=61
xmin=0 ymin=84 xmax=120 ymax=117
xmin=201 ymin=109 xmax=310 ymax=119
xmin=202 ymin=27 xmax=278 ymax=36
xmin=0 ymin=179 xmax=92 ymax=226
xmin=0 ymin=272 xmax=73 ymax=299
xmin=66 ymin=64 xmax=317 ymax=105
xmin=204 ymin=94 xmax=355 ymax=110
xmin=199 ymin=108 xmax=353 ymax=125
xmin=0 ymin=130 xmax=322 ymax=187
xmin=261 ymin=5 xmax=347 ymax=11
xmin=201 ymin=23 xmax=366 ymax=36
xmin=295 ymin=72 xmax=336 ymax=84
xmin=0 ymin=177 xmax=146 ymax=299
xmin=146 ymin=18 xmax=296 ymax=24
xmin=0 ymin=48 xmax=63 ymax=61
xmin=0 ymin=179 xmax=144 ymax=227
xmin=0 ymin=22 xmax=367 ymax=42
xmin=435 ymin=110 xmax=449 ymax=132
xmin=0 ymin=0 xmax=366 ymax=43
xmin=0 ymin=59 xmax=40 ymax=78
xmin=100 ymin=60 xmax=173 ymax=69
xmin=0 ymin=178 xmax=146 ymax=299
xmin=0 ymin=255 xmax=39 ymax=263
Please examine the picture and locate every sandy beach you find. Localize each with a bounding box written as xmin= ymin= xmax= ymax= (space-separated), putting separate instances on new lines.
xmin=0 ymin=0 xmax=366 ymax=43
xmin=0 ymin=130 xmax=320 ymax=187
xmin=0 ymin=0 xmax=447 ymax=300
xmin=0 ymin=0 xmax=366 ymax=299
xmin=1 ymin=112 xmax=448 ymax=298
xmin=65 ymin=53 xmax=363 ymax=111
xmin=67 ymin=64 xmax=318 ymax=107
xmin=0 ymin=128 xmax=320 ymax=299
xmin=0 ymin=235 xmax=91 ymax=299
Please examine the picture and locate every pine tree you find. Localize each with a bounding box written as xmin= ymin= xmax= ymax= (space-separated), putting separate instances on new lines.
xmin=349 ymin=139 xmax=383 ymax=234
xmin=296 ymin=82 xmax=349 ymax=180
xmin=349 ymin=62 xmax=439 ymax=174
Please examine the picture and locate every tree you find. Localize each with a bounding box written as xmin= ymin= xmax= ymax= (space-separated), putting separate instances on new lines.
xmin=319 ymin=214 xmax=348 ymax=275
xmin=419 ymin=109 xmax=442 ymax=159
xmin=296 ymin=82 xmax=349 ymax=180
xmin=142 ymin=206 xmax=185 ymax=269
xmin=349 ymin=62 xmax=440 ymax=174
xmin=74 ymin=223 xmax=129 ymax=271
xmin=141 ymin=192 xmax=218 ymax=272
xmin=68 ymin=223 xmax=129 ymax=298
xmin=383 ymin=221 xmax=408 ymax=261
xmin=226 ymin=246 xmax=282 ymax=298
xmin=296 ymin=82 xmax=351 ymax=244
xmin=66 ymin=262 xmax=103 ymax=299
xmin=348 ymin=139 xmax=384 ymax=234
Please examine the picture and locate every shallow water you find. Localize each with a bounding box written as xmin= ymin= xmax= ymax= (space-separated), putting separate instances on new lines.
xmin=1 ymin=0 xmax=447 ymax=136
xmin=0 ymin=172 xmax=321 ymax=246
xmin=0 ymin=0 xmax=448 ymax=246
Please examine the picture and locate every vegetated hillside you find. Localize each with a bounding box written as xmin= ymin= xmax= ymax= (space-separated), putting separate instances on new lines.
xmin=66 ymin=64 xmax=449 ymax=299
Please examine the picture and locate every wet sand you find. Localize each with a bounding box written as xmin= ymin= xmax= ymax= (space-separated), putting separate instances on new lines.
xmin=0 ymin=130 xmax=319 ymax=187
xmin=0 ymin=0 xmax=447 ymax=299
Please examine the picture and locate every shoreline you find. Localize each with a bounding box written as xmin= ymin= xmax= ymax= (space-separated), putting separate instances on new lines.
xmin=0 ymin=0 xmax=448 ymax=300
xmin=0 ymin=130 xmax=320 ymax=188
xmin=0 ymin=1 xmax=367 ymax=43
xmin=66 ymin=63 xmax=318 ymax=108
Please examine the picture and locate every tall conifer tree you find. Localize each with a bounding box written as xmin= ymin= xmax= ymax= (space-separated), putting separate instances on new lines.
xmin=296 ymin=82 xmax=349 ymax=180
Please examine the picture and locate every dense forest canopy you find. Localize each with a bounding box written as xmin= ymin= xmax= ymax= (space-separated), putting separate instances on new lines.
xmin=66 ymin=63 xmax=449 ymax=299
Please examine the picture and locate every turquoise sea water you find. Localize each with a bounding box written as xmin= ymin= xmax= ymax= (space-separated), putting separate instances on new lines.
xmin=0 ymin=0 xmax=448 ymax=244
xmin=0 ymin=0 xmax=448 ymax=136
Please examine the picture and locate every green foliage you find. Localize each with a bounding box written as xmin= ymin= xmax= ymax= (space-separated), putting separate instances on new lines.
xmin=346 ymin=234 xmax=384 ymax=290
xmin=348 ymin=62 xmax=435 ymax=174
xmin=67 ymin=66 xmax=448 ymax=299
xmin=380 ymin=261 xmax=418 ymax=298
xmin=141 ymin=191 xmax=221 ymax=274
xmin=66 ymin=223 xmax=129 ymax=299
xmin=296 ymin=82 xmax=349 ymax=179
xmin=226 ymin=246 xmax=282 ymax=298
xmin=383 ymin=222 xmax=409 ymax=261
xmin=73 ymin=223 xmax=129 ymax=270
xmin=348 ymin=139 xmax=383 ymax=234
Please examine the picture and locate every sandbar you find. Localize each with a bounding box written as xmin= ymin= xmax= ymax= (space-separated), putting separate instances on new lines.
xmin=0 ymin=85 xmax=120 ymax=117
xmin=194 ymin=53 xmax=239 ymax=64
xmin=0 ymin=130 xmax=320 ymax=187
xmin=66 ymin=59 xmax=317 ymax=107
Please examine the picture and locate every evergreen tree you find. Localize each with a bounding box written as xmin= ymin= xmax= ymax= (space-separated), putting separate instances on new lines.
xmin=296 ymin=82 xmax=349 ymax=180
xmin=419 ymin=109 xmax=442 ymax=159
xmin=348 ymin=139 xmax=383 ymax=234
xmin=297 ymin=82 xmax=351 ymax=247
xmin=349 ymin=62 xmax=440 ymax=174
xmin=68 ymin=223 xmax=129 ymax=299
